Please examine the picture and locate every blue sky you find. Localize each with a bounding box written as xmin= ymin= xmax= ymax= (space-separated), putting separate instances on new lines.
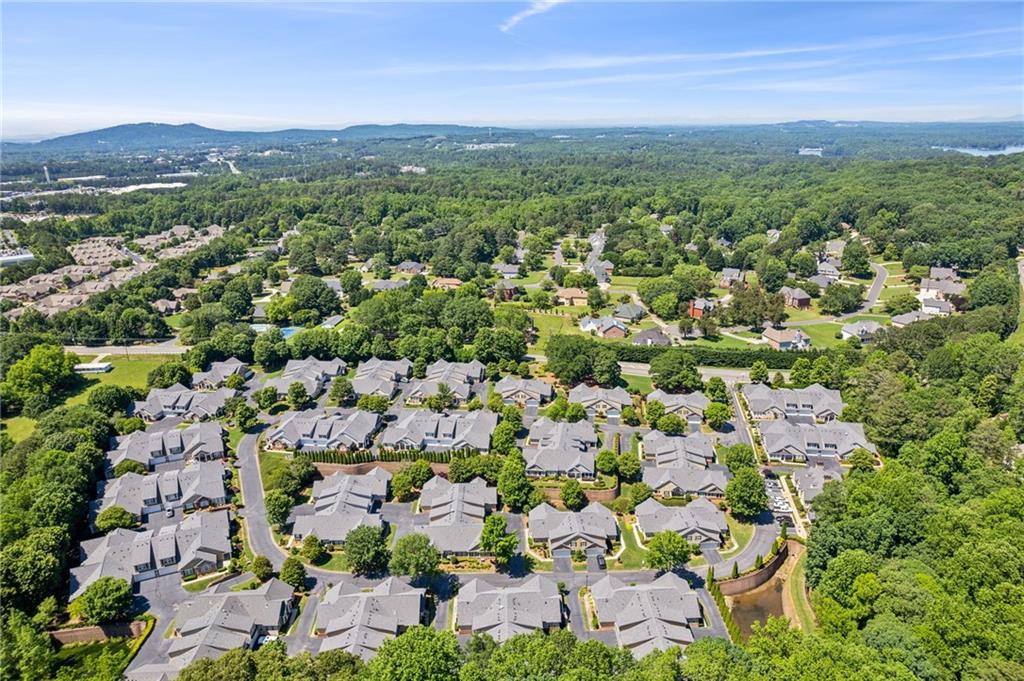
xmin=2 ymin=2 xmax=1022 ymax=138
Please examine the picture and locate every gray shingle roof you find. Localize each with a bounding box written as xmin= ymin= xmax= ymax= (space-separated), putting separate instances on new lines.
xmin=757 ymin=419 xmax=875 ymax=461
xmin=567 ymin=384 xmax=632 ymax=413
xmin=456 ymin=576 xmax=563 ymax=641
xmin=317 ymin=577 xmax=426 ymax=659
xmin=379 ymin=409 xmax=497 ymax=452
xmin=352 ymin=357 xmax=413 ymax=398
xmin=590 ymin=572 xmax=702 ymax=658
xmin=523 ymin=418 xmax=598 ymax=478
xmin=94 ymin=461 xmax=227 ymax=519
xmin=642 ymin=463 xmax=732 ymax=498
xmin=70 ymin=510 xmax=231 ymax=600
xmin=494 ymin=376 xmax=554 ymax=404
xmin=106 ymin=421 xmax=225 ymax=471
xmin=127 ymin=578 xmax=294 ymax=680
xmin=265 ymin=357 xmax=346 ymax=397
xmin=641 ymin=431 xmax=716 ymax=468
xmin=265 ymin=409 xmax=380 ymax=452
xmin=741 ymin=383 xmax=845 ymax=421
xmin=527 ymin=502 xmax=617 ymax=552
xmin=291 ymin=468 xmax=391 ymax=544
xmin=647 ymin=390 xmax=710 ymax=420
xmin=417 ymin=477 xmax=498 ymax=553
xmin=634 ymin=497 xmax=727 ymax=545
xmin=133 ymin=385 xmax=236 ymax=421
xmin=192 ymin=358 xmax=251 ymax=389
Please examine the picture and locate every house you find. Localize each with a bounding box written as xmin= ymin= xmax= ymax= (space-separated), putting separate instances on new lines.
xmin=290 ymin=468 xmax=390 ymax=546
xmin=688 ymin=298 xmax=716 ymax=319
xmin=825 ymin=239 xmax=847 ymax=257
xmin=891 ymin=309 xmax=934 ymax=328
xmin=761 ymin=327 xmax=811 ymax=351
xmin=780 ymin=286 xmax=811 ymax=309
xmin=153 ymin=298 xmax=181 ymax=315
xmin=493 ymin=263 xmax=521 ymax=279
xmin=320 ymin=314 xmax=344 ymax=329
xmin=808 ymin=273 xmax=834 ymax=289
xmin=265 ymin=357 xmax=346 ymax=398
xmin=316 ymin=578 xmax=426 ymax=659
xmin=93 ymin=461 xmax=227 ymax=522
xmin=841 ymin=320 xmax=883 ymax=341
xmin=106 ymin=422 xmax=225 ymax=471
xmin=379 ymin=409 xmax=498 ymax=453
xmin=567 ymin=384 xmax=632 ymax=420
xmin=70 ymin=510 xmax=231 ymax=599
xmin=793 ymin=463 xmax=842 ymax=508
xmin=523 ymin=418 xmax=599 ymax=479
xmin=556 ymin=287 xmax=589 ymax=306
xmin=417 ymin=477 xmax=498 ymax=556
xmin=921 ymin=297 xmax=952 ymax=316
xmin=126 ymin=579 xmax=295 ymax=681
xmin=527 ymin=502 xmax=618 ymax=553
xmin=431 ymin=277 xmax=462 ymax=291
xmin=493 ymin=279 xmax=519 ymax=301
xmin=918 ymin=278 xmax=966 ymax=302
xmin=757 ymin=419 xmax=876 ymax=462
xmin=643 ymin=463 xmax=732 ymax=499
xmin=740 ymin=383 xmax=845 ymax=422
xmin=405 ymin=359 xmax=485 ymax=405
xmin=590 ymin=573 xmax=703 ymax=658
xmin=132 ymin=385 xmax=236 ymax=422
xmin=352 ymin=357 xmax=413 ymax=398
xmin=192 ymin=357 xmax=252 ymax=389
xmin=718 ymin=268 xmax=744 ymax=289
xmin=579 ymin=315 xmax=628 ymax=339
xmin=640 ymin=430 xmax=716 ymax=468
xmin=456 ymin=577 xmax=563 ymax=641
xmin=647 ymin=389 xmax=710 ymax=427
xmin=614 ymin=303 xmax=646 ymax=323
xmin=929 ymin=266 xmax=959 ymax=281
xmin=265 ymin=409 xmax=381 ymax=452
xmin=171 ymin=287 xmax=198 ymax=301
xmin=494 ymin=376 xmax=554 ymax=406
xmin=816 ymin=259 xmax=841 ymax=281
xmin=370 ymin=279 xmax=409 ymax=292
xmin=396 ymin=261 xmax=425 ymax=275
xmin=634 ymin=497 xmax=728 ymax=546
xmin=632 ymin=328 xmax=671 ymax=346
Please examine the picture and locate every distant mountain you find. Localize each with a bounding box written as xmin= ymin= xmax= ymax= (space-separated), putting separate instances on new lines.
xmin=3 ymin=122 xmax=514 ymax=154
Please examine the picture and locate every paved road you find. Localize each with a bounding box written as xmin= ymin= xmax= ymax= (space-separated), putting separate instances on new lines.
xmin=855 ymin=261 xmax=888 ymax=315
xmin=528 ymin=354 xmax=788 ymax=385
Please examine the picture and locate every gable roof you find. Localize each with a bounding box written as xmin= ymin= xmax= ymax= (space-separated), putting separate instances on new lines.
xmin=94 ymin=461 xmax=227 ymax=518
xmin=106 ymin=421 xmax=225 ymax=470
xmin=590 ymin=572 xmax=702 ymax=658
xmin=265 ymin=409 xmax=380 ymax=452
xmin=527 ymin=502 xmax=617 ymax=551
xmin=456 ymin=576 xmax=562 ymax=641
xmin=379 ymin=409 xmax=497 ymax=452
xmin=318 ymin=577 xmax=426 ymax=659
xmin=291 ymin=468 xmax=391 ymax=543
xmin=641 ymin=430 xmax=716 ymax=468
xmin=740 ymin=383 xmax=845 ymax=420
xmin=634 ymin=497 xmax=727 ymax=544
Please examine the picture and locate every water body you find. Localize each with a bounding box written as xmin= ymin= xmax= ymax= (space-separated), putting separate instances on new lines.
xmin=932 ymin=145 xmax=1024 ymax=157
xmin=730 ymin=576 xmax=785 ymax=640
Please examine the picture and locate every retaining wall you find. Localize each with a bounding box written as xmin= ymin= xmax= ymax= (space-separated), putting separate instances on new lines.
xmin=717 ymin=539 xmax=799 ymax=596
xmin=48 ymin=620 xmax=146 ymax=644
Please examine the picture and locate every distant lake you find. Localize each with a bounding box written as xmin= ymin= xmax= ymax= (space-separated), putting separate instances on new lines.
xmin=932 ymin=145 xmax=1024 ymax=157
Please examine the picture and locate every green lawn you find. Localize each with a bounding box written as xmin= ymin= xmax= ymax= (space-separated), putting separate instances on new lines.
xmin=1 ymin=415 xmax=37 ymax=443
xmin=529 ymin=313 xmax=583 ymax=351
xmin=306 ymin=550 xmax=349 ymax=572
xmin=786 ymin=323 xmax=844 ymax=348
xmin=783 ymin=302 xmax=829 ymax=323
xmin=66 ymin=355 xmax=179 ymax=407
xmin=688 ymin=335 xmax=753 ymax=350
xmin=164 ymin=313 xmax=185 ymax=330
xmin=516 ymin=270 xmax=548 ymax=285
xmin=720 ymin=514 xmax=755 ymax=560
xmin=609 ymin=275 xmax=645 ymax=288
xmin=183 ymin=572 xmax=227 ymax=593
xmin=612 ymin=517 xmax=647 ymax=570
xmin=621 ymin=373 xmax=653 ymax=394
xmin=788 ymin=553 xmax=817 ymax=631
xmin=259 ymin=449 xmax=290 ymax=486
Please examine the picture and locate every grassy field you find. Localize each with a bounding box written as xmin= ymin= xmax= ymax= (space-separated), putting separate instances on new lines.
xmin=783 ymin=302 xmax=829 ymax=323
xmin=612 ymin=517 xmax=647 ymax=570
xmin=1 ymin=415 xmax=37 ymax=442
xmin=66 ymin=355 xmax=178 ymax=407
xmin=720 ymin=514 xmax=755 ymax=560
xmin=164 ymin=313 xmax=185 ymax=330
xmin=688 ymin=335 xmax=754 ymax=350
xmin=609 ymin=275 xmax=645 ymax=289
xmin=787 ymin=323 xmax=843 ymax=348
xmin=259 ymin=449 xmax=291 ymax=486
xmin=788 ymin=553 xmax=817 ymax=631
xmin=621 ymin=373 xmax=653 ymax=394
xmin=529 ymin=312 xmax=583 ymax=351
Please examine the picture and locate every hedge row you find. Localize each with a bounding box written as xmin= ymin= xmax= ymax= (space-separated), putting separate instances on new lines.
xmin=611 ymin=341 xmax=831 ymax=369
xmin=708 ymin=579 xmax=743 ymax=642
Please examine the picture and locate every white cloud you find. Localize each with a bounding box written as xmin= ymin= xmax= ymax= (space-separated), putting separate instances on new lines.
xmin=499 ymin=0 xmax=568 ymax=33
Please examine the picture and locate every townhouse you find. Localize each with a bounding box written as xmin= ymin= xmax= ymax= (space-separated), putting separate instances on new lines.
xmin=93 ymin=461 xmax=228 ymax=521
xmin=132 ymin=385 xmax=236 ymax=422
xmin=417 ymin=477 xmax=498 ymax=556
xmin=290 ymin=468 xmax=391 ymax=546
xmin=647 ymin=389 xmax=710 ymax=427
xmin=192 ymin=357 xmax=253 ymax=389
xmin=522 ymin=418 xmax=599 ymax=480
xmin=590 ymin=573 xmax=703 ymax=658
xmin=634 ymin=497 xmax=728 ymax=547
xmin=379 ymin=409 xmax=497 ymax=453
xmin=106 ymin=422 xmax=225 ymax=471
xmin=405 ymin=359 xmax=485 ymax=405
xmin=640 ymin=430 xmax=716 ymax=468
xmin=316 ymin=578 xmax=427 ymax=659
xmin=493 ymin=376 xmax=554 ymax=407
xmin=527 ymin=502 xmax=618 ymax=553
xmin=352 ymin=357 xmax=413 ymax=398
xmin=70 ymin=510 xmax=232 ymax=599
xmin=757 ymin=419 xmax=876 ymax=462
xmin=265 ymin=409 xmax=381 ymax=452
xmin=567 ymin=384 xmax=632 ymax=420
xmin=740 ymin=383 xmax=845 ymax=422
xmin=265 ymin=357 xmax=347 ymax=398
xmin=456 ymin=577 xmax=564 ymax=641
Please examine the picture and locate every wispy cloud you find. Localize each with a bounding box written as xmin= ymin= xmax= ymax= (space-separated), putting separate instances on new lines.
xmin=499 ymin=0 xmax=568 ymax=33
xmin=373 ymin=26 xmax=1020 ymax=75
